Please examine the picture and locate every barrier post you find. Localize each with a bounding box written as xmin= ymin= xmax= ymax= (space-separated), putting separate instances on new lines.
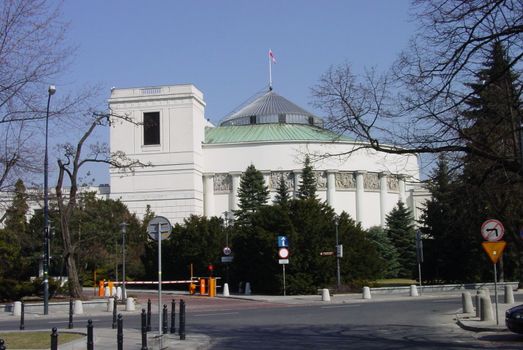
xmin=50 ymin=327 xmax=58 ymax=350
xmin=199 ymin=278 xmax=206 ymax=295
xmin=112 ymin=296 xmax=117 ymax=329
xmin=179 ymin=299 xmax=186 ymax=340
xmin=141 ymin=309 xmax=148 ymax=350
xmin=68 ymin=298 xmax=74 ymax=329
xmin=170 ymin=299 xmax=176 ymax=334
xmin=19 ymin=301 xmax=24 ymax=330
xmin=117 ymin=314 xmax=123 ymax=350
xmin=87 ymin=319 xmax=94 ymax=350
xmin=147 ymin=298 xmax=152 ymax=332
xmin=162 ymin=304 xmax=168 ymax=334
xmin=0 ymin=339 xmax=5 ymax=350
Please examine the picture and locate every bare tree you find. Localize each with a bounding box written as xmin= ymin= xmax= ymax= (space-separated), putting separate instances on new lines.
xmin=312 ymin=0 xmax=522 ymax=173
xmin=55 ymin=112 xmax=145 ymax=298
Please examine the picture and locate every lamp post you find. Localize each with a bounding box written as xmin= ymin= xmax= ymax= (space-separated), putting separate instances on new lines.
xmin=43 ymin=85 xmax=56 ymax=315
xmin=335 ymin=215 xmax=341 ymax=289
xmin=120 ymin=222 xmax=128 ymax=300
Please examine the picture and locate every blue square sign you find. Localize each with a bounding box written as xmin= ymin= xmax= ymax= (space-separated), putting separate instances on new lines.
xmin=277 ymin=236 xmax=288 ymax=248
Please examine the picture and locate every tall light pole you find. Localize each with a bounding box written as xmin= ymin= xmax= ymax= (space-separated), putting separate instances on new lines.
xmin=335 ymin=215 xmax=341 ymax=289
xmin=43 ymin=85 xmax=56 ymax=315
xmin=120 ymin=222 xmax=128 ymax=300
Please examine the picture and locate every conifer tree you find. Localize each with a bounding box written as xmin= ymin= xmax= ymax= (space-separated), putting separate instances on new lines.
xmin=235 ymin=164 xmax=269 ymax=223
xmin=273 ymin=174 xmax=290 ymax=206
xmin=297 ymin=155 xmax=317 ymax=200
xmin=386 ymin=201 xmax=416 ymax=279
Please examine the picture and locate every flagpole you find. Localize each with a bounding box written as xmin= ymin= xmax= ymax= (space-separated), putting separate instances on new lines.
xmin=269 ymin=49 xmax=272 ymax=90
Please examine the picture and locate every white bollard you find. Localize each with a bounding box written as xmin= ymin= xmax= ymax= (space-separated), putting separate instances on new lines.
xmin=475 ymin=291 xmax=483 ymax=318
xmin=410 ymin=285 xmax=419 ymax=297
xmin=480 ymin=295 xmax=494 ymax=321
xmin=462 ymin=291 xmax=474 ymax=313
xmin=223 ymin=283 xmax=230 ymax=297
xmin=74 ymin=300 xmax=84 ymax=315
xmin=111 ymin=286 xmax=116 ymax=296
xmin=504 ymin=285 xmax=515 ymax=304
xmin=245 ymin=282 xmax=251 ymax=295
xmin=322 ymin=288 xmax=331 ymax=302
xmin=104 ymin=286 xmax=111 ymax=297
xmin=13 ymin=301 xmax=21 ymax=316
xmin=362 ymin=286 xmax=371 ymax=299
xmin=126 ymin=297 xmax=135 ymax=311
xmin=107 ymin=298 xmax=114 ymax=312
xmin=116 ymin=286 xmax=122 ymax=300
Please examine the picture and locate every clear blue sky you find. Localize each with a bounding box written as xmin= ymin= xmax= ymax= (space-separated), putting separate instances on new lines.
xmin=56 ymin=0 xmax=416 ymax=184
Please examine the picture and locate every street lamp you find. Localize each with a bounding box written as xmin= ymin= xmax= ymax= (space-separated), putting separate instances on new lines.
xmin=43 ymin=85 xmax=56 ymax=315
xmin=120 ymin=222 xmax=128 ymax=300
xmin=334 ymin=215 xmax=341 ymax=289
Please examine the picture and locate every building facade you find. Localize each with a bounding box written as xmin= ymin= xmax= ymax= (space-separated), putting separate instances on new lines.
xmin=108 ymin=84 xmax=428 ymax=228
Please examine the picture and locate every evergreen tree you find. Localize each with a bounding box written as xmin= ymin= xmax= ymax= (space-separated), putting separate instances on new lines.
xmin=235 ymin=164 xmax=269 ymax=224
xmin=386 ymin=201 xmax=416 ymax=279
xmin=273 ymin=174 xmax=290 ymax=206
xmin=366 ymin=226 xmax=400 ymax=278
xmin=297 ymin=155 xmax=317 ymax=200
xmin=4 ymin=179 xmax=29 ymax=237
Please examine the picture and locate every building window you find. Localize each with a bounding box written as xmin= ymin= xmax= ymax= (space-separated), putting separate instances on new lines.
xmin=143 ymin=112 xmax=160 ymax=145
xmin=249 ymin=115 xmax=256 ymax=124
xmin=278 ymin=113 xmax=286 ymax=123
xmin=308 ymin=116 xmax=314 ymax=125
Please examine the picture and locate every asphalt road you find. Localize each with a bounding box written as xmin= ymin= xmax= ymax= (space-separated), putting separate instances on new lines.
xmin=2 ymin=294 xmax=523 ymax=349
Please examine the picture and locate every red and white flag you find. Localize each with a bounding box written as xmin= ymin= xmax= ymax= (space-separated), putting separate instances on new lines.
xmin=269 ymin=49 xmax=276 ymax=63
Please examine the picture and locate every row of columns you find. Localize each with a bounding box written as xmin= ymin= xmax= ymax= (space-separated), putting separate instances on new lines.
xmin=203 ymin=171 xmax=407 ymax=226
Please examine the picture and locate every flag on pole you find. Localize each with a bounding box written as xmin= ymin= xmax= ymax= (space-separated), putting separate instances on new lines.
xmin=269 ymin=49 xmax=276 ymax=64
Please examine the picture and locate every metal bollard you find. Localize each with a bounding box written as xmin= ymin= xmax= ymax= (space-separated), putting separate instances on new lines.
xmin=147 ymin=298 xmax=152 ymax=332
xmin=117 ymin=314 xmax=123 ymax=350
xmin=170 ymin=299 xmax=176 ymax=334
xmin=0 ymin=339 xmax=5 ymax=350
xmin=50 ymin=327 xmax=58 ymax=350
xmin=68 ymin=298 xmax=74 ymax=329
xmin=87 ymin=319 xmax=94 ymax=350
xmin=179 ymin=299 xmax=186 ymax=340
xmin=162 ymin=304 xmax=168 ymax=334
xmin=141 ymin=309 xmax=148 ymax=350
xmin=112 ymin=296 xmax=118 ymax=329
xmin=20 ymin=301 xmax=24 ymax=330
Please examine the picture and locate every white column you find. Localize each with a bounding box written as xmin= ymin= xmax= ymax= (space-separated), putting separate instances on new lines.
xmin=355 ymin=171 xmax=366 ymax=224
xmin=262 ymin=171 xmax=271 ymax=194
xmin=379 ymin=172 xmax=389 ymax=227
xmin=293 ymin=170 xmax=302 ymax=199
xmin=203 ymin=173 xmax=215 ymax=217
xmin=230 ymin=172 xmax=242 ymax=211
xmin=398 ymin=175 xmax=407 ymax=204
xmin=326 ymin=170 xmax=337 ymax=208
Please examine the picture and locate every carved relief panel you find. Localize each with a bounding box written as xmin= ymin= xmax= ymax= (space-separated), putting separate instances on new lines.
xmin=214 ymin=173 xmax=232 ymax=192
xmin=335 ymin=172 xmax=356 ymax=189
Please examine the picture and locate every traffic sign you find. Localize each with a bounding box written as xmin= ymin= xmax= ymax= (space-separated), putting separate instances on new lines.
xmin=278 ymin=247 xmax=289 ymax=259
xmin=278 ymin=259 xmax=289 ymax=264
xmin=221 ymin=256 xmax=234 ymax=263
xmin=277 ymin=236 xmax=288 ymax=247
xmin=482 ymin=241 xmax=506 ymax=264
xmin=481 ymin=219 xmax=505 ymax=242
xmin=320 ymin=251 xmax=334 ymax=256
xmin=147 ymin=216 xmax=172 ymax=241
xmin=223 ymin=246 xmax=232 ymax=256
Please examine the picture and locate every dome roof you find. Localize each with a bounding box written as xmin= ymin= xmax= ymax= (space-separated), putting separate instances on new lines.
xmin=219 ymin=90 xmax=323 ymax=127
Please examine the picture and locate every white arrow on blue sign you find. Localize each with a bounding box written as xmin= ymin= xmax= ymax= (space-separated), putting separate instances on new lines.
xmin=278 ymin=236 xmax=288 ymax=248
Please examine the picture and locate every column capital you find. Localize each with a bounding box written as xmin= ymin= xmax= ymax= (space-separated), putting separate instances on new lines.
xmin=230 ymin=171 xmax=243 ymax=177
xmin=379 ymin=171 xmax=390 ymax=178
xmin=355 ymin=170 xmax=367 ymax=175
xmin=203 ymin=172 xmax=215 ymax=178
xmin=292 ymin=169 xmax=303 ymax=174
xmin=326 ymin=169 xmax=338 ymax=174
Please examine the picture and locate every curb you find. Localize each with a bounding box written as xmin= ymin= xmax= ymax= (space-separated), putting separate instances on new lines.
xmin=455 ymin=313 xmax=508 ymax=333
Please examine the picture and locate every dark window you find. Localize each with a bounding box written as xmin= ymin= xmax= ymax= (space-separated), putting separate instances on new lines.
xmin=308 ymin=116 xmax=314 ymax=125
xmin=278 ymin=113 xmax=286 ymax=123
xmin=249 ymin=115 xmax=256 ymax=124
xmin=144 ymin=112 xmax=160 ymax=145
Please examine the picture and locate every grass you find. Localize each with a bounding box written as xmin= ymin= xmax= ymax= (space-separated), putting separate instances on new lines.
xmin=0 ymin=331 xmax=84 ymax=349
xmin=374 ymin=278 xmax=417 ymax=287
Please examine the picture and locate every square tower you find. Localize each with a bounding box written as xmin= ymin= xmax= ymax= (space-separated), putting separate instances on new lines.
xmin=108 ymin=85 xmax=206 ymax=223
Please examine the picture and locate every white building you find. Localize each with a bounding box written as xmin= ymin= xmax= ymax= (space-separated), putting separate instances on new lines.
xmin=108 ymin=84 xmax=428 ymax=228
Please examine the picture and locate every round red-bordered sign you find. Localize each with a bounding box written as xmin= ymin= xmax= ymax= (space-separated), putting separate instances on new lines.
xmin=278 ymin=248 xmax=289 ymax=259
xmin=481 ymin=219 xmax=505 ymax=242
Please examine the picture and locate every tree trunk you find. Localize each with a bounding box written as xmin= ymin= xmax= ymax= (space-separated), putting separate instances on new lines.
xmin=66 ymin=253 xmax=83 ymax=298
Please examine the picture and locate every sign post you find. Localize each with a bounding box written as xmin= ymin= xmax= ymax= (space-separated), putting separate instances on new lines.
xmin=480 ymin=219 xmax=505 ymax=325
xmin=147 ymin=216 xmax=172 ymax=338
xmin=277 ymin=237 xmax=289 ymax=296
xmin=415 ymin=230 xmax=424 ymax=294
